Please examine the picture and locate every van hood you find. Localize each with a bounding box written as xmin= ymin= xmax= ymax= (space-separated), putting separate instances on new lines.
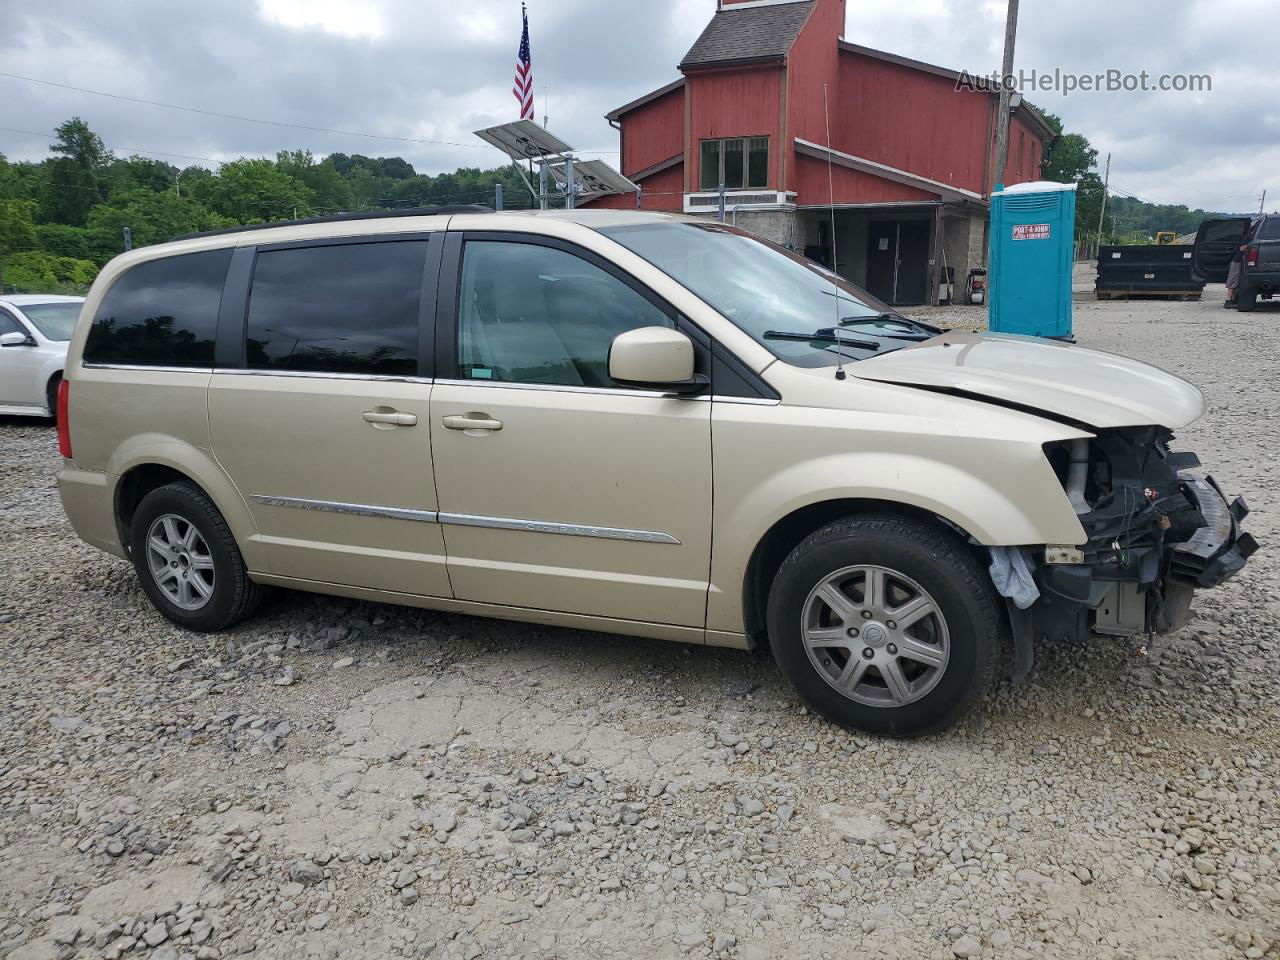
xmin=851 ymin=331 xmax=1204 ymax=429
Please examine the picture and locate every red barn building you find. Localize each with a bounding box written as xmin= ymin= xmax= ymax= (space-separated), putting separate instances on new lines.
xmin=584 ymin=0 xmax=1054 ymax=305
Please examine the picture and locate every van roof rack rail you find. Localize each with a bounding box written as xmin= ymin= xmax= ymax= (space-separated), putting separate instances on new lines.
xmin=177 ymin=205 xmax=495 ymax=241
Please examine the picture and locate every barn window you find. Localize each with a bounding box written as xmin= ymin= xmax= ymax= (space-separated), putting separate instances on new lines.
xmin=699 ymin=137 xmax=769 ymax=191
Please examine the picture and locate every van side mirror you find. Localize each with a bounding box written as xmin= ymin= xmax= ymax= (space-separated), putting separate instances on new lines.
xmin=608 ymin=326 xmax=707 ymax=395
xmin=0 ymin=331 xmax=34 ymax=347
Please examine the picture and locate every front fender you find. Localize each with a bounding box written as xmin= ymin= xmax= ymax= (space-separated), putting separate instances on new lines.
xmin=733 ymin=449 xmax=1083 ymax=550
xmin=707 ymin=405 xmax=1087 ymax=635
xmin=107 ymin=436 xmax=269 ymax=572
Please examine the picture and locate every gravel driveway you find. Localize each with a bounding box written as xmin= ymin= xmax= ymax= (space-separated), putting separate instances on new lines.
xmin=2 ymin=290 xmax=1277 ymax=960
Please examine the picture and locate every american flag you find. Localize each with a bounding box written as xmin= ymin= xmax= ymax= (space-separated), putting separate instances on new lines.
xmin=513 ymin=5 xmax=534 ymax=121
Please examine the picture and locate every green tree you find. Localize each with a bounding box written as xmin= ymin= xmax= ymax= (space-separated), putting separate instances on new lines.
xmin=0 ymin=250 xmax=97 ymax=293
xmin=275 ymin=150 xmax=353 ymax=213
xmin=0 ymin=199 xmax=39 ymax=255
xmin=1074 ymin=172 xmax=1113 ymax=242
xmin=41 ymin=117 xmax=111 ymax=227
xmin=1036 ymin=111 xmax=1099 ymax=184
xmin=87 ymin=189 xmax=233 ymax=261
xmin=34 ymin=223 xmax=95 ymax=260
xmin=105 ymin=155 xmax=179 ymax=198
xmin=197 ymin=158 xmax=314 ymax=223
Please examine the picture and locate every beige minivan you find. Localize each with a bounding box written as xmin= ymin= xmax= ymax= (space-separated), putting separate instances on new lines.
xmin=57 ymin=208 xmax=1256 ymax=736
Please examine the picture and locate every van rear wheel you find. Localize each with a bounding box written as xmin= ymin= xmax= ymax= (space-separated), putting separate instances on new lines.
xmin=129 ymin=482 xmax=262 ymax=632
xmin=766 ymin=516 xmax=999 ymax=737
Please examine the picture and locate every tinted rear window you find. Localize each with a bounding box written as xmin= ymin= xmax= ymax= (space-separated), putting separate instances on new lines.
xmin=245 ymin=241 xmax=426 ymax=377
xmin=1201 ymin=220 xmax=1249 ymax=243
xmin=1256 ymin=218 xmax=1280 ymax=241
xmin=84 ymin=249 xmax=231 ymax=367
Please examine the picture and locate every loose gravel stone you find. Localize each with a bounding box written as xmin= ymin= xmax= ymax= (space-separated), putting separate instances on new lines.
xmin=0 ymin=285 xmax=1277 ymax=960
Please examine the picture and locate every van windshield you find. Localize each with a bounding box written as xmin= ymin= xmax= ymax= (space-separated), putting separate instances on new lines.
xmin=600 ymin=221 xmax=902 ymax=367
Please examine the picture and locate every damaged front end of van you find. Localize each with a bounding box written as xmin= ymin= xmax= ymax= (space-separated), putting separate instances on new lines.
xmin=995 ymin=427 xmax=1257 ymax=674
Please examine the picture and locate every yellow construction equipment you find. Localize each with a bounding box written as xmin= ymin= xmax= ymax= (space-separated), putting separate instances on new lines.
xmin=1155 ymin=231 xmax=1178 ymax=245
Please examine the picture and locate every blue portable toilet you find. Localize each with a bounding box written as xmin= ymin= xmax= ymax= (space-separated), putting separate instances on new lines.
xmin=988 ymin=180 xmax=1077 ymax=339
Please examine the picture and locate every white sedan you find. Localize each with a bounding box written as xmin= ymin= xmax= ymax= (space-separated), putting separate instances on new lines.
xmin=0 ymin=294 xmax=84 ymax=419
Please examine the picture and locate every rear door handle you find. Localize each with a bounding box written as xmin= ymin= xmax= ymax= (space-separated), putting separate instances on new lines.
xmin=442 ymin=414 xmax=503 ymax=432
xmin=362 ymin=410 xmax=418 ymax=426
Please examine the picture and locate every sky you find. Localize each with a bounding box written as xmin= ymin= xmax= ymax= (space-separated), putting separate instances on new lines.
xmin=0 ymin=0 xmax=1274 ymax=214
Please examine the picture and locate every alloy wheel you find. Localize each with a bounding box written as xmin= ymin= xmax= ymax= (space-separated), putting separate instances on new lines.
xmin=801 ymin=564 xmax=950 ymax=707
xmin=145 ymin=513 xmax=216 ymax=611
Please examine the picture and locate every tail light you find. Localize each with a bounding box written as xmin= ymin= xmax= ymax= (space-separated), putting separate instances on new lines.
xmin=1246 ymin=245 xmax=1259 ymax=268
xmin=56 ymin=378 xmax=72 ymax=459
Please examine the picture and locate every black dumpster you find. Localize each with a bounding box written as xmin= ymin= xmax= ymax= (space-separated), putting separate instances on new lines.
xmin=1095 ymin=245 xmax=1206 ymax=300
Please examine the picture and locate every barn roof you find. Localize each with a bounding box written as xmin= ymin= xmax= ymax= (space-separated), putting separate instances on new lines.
xmin=679 ymin=0 xmax=815 ymax=70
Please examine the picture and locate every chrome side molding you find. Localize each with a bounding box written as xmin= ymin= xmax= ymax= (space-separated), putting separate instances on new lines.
xmin=249 ymin=496 xmax=439 ymax=524
xmin=437 ymin=512 xmax=681 ymax=544
xmin=250 ymin=497 xmax=680 ymax=545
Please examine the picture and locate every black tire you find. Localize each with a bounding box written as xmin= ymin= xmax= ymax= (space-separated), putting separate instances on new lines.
xmin=46 ymin=374 xmax=61 ymax=421
xmin=129 ymin=482 xmax=263 ymax=632
xmin=766 ymin=516 xmax=999 ymax=737
xmin=1237 ymin=286 xmax=1257 ymax=312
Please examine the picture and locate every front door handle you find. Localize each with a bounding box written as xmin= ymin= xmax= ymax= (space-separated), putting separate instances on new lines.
xmin=362 ymin=410 xmax=418 ymax=426
xmin=442 ymin=414 xmax=503 ymax=432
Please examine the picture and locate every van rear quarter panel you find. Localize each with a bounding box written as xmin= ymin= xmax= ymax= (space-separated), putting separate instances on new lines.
xmin=67 ymin=367 xmax=268 ymax=570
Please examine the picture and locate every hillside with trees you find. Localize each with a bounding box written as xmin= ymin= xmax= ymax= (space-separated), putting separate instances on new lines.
xmin=1035 ymin=106 xmax=1240 ymax=246
xmin=0 ymin=118 xmax=535 ymax=293
xmin=1 ymin=115 xmax=1247 ymax=293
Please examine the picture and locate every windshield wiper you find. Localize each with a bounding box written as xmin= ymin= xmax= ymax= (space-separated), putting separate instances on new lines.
xmin=839 ymin=317 xmax=911 ymax=330
xmin=763 ymin=330 xmax=880 ymax=351
xmin=840 ymin=314 xmax=941 ymax=337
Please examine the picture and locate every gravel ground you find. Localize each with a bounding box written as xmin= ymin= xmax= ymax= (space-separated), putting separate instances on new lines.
xmin=2 ymin=288 xmax=1278 ymax=960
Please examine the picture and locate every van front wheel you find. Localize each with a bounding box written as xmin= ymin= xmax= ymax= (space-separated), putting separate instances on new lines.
xmin=766 ymin=516 xmax=999 ymax=737
xmin=129 ymin=482 xmax=262 ymax=632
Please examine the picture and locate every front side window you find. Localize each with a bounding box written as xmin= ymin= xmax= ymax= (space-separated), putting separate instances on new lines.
xmin=245 ymin=241 xmax=426 ymax=377
xmin=457 ymin=240 xmax=674 ymax=388
xmin=699 ymin=137 xmax=769 ymax=191
xmin=0 ymin=311 xmax=24 ymax=338
xmin=84 ymin=249 xmax=231 ymax=367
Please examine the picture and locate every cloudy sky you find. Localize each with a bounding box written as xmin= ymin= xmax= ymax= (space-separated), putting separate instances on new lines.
xmin=1 ymin=0 xmax=1274 ymax=213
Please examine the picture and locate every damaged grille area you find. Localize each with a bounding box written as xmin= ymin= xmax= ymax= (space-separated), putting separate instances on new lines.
xmin=997 ymin=428 xmax=1257 ymax=667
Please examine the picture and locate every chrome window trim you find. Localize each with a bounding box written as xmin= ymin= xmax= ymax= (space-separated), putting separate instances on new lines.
xmin=710 ymin=395 xmax=782 ymax=406
xmin=438 ymin=511 xmax=681 ymax=545
xmin=81 ymin=363 xmax=214 ymax=373
xmin=250 ymin=495 xmax=439 ymax=523
xmin=218 ymin=369 xmax=433 ymax=385
xmin=433 ymin=378 xmax=780 ymax=405
xmin=434 ymin=378 xmax=671 ymax=399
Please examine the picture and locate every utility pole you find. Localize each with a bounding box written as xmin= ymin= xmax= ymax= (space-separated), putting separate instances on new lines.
xmin=1096 ymin=152 xmax=1112 ymax=246
xmin=991 ymin=0 xmax=1020 ymax=191
xmin=1260 ymin=189 xmax=1268 ymax=215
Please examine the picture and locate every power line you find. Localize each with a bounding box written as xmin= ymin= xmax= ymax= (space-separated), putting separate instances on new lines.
xmin=0 ymin=74 xmax=622 ymax=161
xmin=0 ymin=71 xmax=488 ymax=150
xmin=0 ymin=126 xmax=223 ymax=165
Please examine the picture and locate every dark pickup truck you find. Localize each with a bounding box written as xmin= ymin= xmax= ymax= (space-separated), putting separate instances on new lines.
xmin=1194 ymin=214 xmax=1280 ymax=311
